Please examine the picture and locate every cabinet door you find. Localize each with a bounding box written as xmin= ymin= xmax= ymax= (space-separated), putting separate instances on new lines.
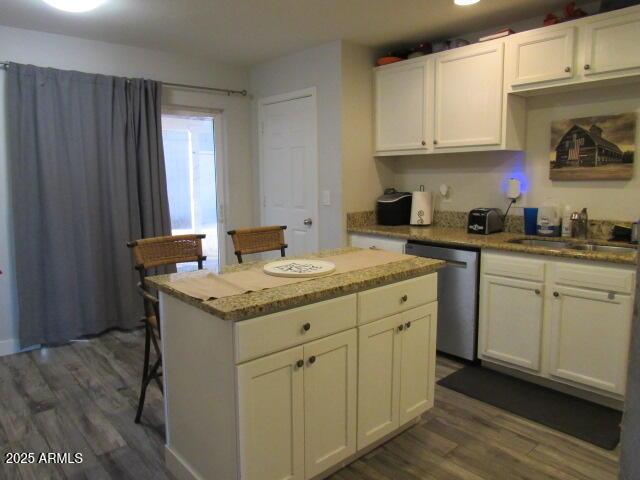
xmin=357 ymin=314 xmax=402 ymax=449
xmin=237 ymin=346 xmax=304 ymax=480
xmin=511 ymin=27 xmax=575 ymax=86
xmin=399 ymin=303 xmax=437 ymax=425
xmin=375 ymin=60 xmax=430 ymax=152
xmin=479 ymin=275 xmax=544 ymax=371
xmin=548 ymin=285 xmax=632 ymax=394
xmin=434 ymin=43 xmax=504 ymax=148
xmin=303 ymin=330 xmax=357 ymax=478
xmin=583 ymin=9 xmax=640 ymax=77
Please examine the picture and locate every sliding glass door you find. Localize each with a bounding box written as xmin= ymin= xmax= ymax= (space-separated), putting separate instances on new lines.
xmin=162 ymin=111 xmax=224 ymax=271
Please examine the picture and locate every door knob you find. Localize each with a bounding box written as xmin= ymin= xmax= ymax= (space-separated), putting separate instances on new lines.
xmin=303 ymin=218 xmax=313 ymax=226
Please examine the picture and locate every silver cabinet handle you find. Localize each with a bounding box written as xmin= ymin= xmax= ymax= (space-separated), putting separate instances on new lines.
xmin=303 ymin=218 xmax=312 ymax=226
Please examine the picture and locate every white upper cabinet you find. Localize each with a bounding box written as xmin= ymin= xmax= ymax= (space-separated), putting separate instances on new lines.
xmin=434 ymin=42 xmax=504 ymax=149
xmin=374 ymin=59 xmax=431 ymax=153
xmin=582 ymin=8 xmax=640 ymax=77
xmin=509 ymin=26 xmax=576 ymax=87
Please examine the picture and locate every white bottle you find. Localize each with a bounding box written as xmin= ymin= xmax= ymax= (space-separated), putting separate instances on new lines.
xmin=561 ymin=205 xmax=573 ymax=237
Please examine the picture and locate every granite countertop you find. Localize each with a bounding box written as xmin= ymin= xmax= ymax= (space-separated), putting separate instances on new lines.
xmin=348 ymin=224 xmax=638 ymax=266
xmin=146 ymin=247 xmax=445 ymax=321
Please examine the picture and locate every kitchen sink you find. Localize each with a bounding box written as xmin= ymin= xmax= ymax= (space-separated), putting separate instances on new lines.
xmin=509 ymin=238 xmax=637 ymax=254
xmin=568 ymin=243 xmax=638 ymax=254
xmin=509 ymin=239 xmax=571 ymax=249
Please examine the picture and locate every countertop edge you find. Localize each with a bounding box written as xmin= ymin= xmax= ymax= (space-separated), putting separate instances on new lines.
xmin=147 ymin=257 xmax=445 ymax=322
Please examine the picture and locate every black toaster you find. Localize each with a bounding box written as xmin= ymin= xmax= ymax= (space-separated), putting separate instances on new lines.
xmin=376 ymin=188 xmax=412 ymax=226
xmin=467 ymin=208 xmax=504 ymax=235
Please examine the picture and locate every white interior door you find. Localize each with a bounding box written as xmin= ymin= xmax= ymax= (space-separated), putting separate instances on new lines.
xmin=260 ymin=91 xmax=318 ymax=256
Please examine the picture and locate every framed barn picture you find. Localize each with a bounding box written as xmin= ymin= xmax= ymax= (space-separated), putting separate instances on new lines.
xmin=549 ymin=113 xmax=636 ymax=180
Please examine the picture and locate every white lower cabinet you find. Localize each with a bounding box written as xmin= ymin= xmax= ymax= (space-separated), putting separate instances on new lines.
xmin=480 ymin=275 xmax=544 ymax=371
xmin=303 ymin=330 xmax=357 ymax=478
xmin=357 ymin=302 xmax=437 ymax=449
xmin=237 ymin=346 xmax=305 ymax=480
xmin=548 ymin=285 xmax=633 ymax=395
xmin=238 ymin=330 xmax=357 ymax=480
xmin=479 ymin=251 xmax=635 ymax=398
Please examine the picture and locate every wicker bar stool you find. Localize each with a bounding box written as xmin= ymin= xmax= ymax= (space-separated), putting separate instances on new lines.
xmin=227 ymin=225 xmax=288 ymax=263
xmin=127 ymin=234 xmax=206 ymax=423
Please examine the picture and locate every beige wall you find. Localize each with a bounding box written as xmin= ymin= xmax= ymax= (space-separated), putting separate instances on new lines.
xmin=341 ymin=42 xmax=394 ymax=237
xmin=391 ymin=83 xmax=640 ymax=222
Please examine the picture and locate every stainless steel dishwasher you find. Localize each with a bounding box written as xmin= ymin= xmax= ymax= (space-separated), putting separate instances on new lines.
xmin=405 ymin=241 xmax=480 ymax=361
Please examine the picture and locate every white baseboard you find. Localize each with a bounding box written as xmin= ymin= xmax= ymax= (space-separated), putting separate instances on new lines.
xmin=0 ymin=338 xmax=19 ymax=357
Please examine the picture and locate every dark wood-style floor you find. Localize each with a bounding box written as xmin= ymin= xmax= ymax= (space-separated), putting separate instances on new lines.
xmin=0 ymin=329 xmax=620 ymax=480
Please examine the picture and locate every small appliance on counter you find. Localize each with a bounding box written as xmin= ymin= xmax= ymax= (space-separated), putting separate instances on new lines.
xmin=376 ymin=188 xmax=412 ymax=226
xmin=537 ymin=205 xmax=561 ymax=237
xmin=410 ymin=185 xmax=433 ymax=226
xmin=467 ymin=208 xmax=504 ymax=235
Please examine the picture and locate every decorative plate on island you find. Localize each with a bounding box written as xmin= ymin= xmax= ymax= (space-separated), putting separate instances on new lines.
xmin=263 ymin=259 xmax=336 ymax=278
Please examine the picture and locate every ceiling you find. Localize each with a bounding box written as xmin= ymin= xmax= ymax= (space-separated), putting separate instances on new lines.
xmin=0 ymin=0 xmax=588 ymax=66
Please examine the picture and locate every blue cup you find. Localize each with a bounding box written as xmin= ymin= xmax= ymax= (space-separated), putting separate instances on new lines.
xmin=523 ymin=208 xmax=538 ymax=235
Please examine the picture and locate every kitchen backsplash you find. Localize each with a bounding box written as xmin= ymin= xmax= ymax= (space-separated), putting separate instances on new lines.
xmin=346 ymin=210 xmax=632 ymax=240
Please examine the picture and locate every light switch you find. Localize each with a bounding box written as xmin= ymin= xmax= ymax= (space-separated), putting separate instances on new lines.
xmin=322 ymin=190 xmax=331 ymax=206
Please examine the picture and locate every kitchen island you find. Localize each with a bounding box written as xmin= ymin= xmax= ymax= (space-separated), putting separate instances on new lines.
xmin=147 ymin=248 xmax=444 ymax=480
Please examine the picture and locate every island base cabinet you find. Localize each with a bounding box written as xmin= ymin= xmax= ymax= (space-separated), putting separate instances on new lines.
xmin=548 ymin=285 xmax=633 ymax=395
xmin=303 ymin=330 xmax=357 ymax=478
xmin=237 ymin=330 xmax=357 ymax=480
xmin=237 ymin=346 xmax=305 ymax=480
xmin=357 ymin=303 xmax=438 ymax=450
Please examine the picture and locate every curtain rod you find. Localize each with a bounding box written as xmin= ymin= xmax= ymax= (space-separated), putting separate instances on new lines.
xmin=0 ymin=61 xmax=248 ymax=97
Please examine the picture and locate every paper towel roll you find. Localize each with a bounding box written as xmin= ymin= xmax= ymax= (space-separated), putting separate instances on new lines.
xmin=410 ymin=191 xmax=433 ymax=226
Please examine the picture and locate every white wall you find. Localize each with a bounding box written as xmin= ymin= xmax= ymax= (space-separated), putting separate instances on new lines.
xmin=0 ymin=25 xmax=252 ymax=354
xmin=391 ymin=83 xmax=640 ymax=222
xmin=249 ymin=41 xmax=343 ymax=249
xmin=341 ymin=42 xmax=394 ymax=238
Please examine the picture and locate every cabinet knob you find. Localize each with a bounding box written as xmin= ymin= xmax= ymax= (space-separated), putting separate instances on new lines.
xmin=421 ymin=140 xmax=426 ymax=146
xmin=584 ymin=64 xmax=591 ymax=70
xmin=398 ymin=325 xmax=404 ymax=332
xmin=308 ymin=355 xmax=316 ymax=365
xmin=433 ymin=140 xmax=438 ymax=145
xmin=405 ymin=322 xmax=412 ymax=329
xmin=401 ymin=294 xmax=408 ymax=303
xmin=553 ymin=291 xmax=560 ymax=298
xmin=302 ymin=322 xmax=311 ymax=332
xmin=296 ymin=360 xmax=304 ymax=368
xmin=608 ymin=292 xmax=616 ymax=300
xmin=564 ymin=66 xmax=571 ymax=73
xmin=535 ymin=289 xmax=541 ymax=295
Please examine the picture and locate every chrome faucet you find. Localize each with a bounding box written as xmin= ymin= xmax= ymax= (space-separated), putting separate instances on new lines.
xmin=571 ymin=208 xmax=588 ymax=240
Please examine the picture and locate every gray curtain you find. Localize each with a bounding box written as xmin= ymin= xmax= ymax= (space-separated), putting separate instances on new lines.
xmin=620 ymin=253 xmax=640 ymax=479
xmin=7 ymin=63 xmax=171 ymax=348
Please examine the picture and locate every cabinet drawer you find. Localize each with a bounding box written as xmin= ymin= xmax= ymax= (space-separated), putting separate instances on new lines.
xmin=358 ymin=274 xmax=437 ymax=325
xmin=235 ymin=295 xmax=357 ymax=363
xmin=553 ymin=263 xmax=635 ymax=294
xmin=350 ymin=234 xmax=406 ymax=253
xmin=482 ymin=252 xmax=545 ymax=282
